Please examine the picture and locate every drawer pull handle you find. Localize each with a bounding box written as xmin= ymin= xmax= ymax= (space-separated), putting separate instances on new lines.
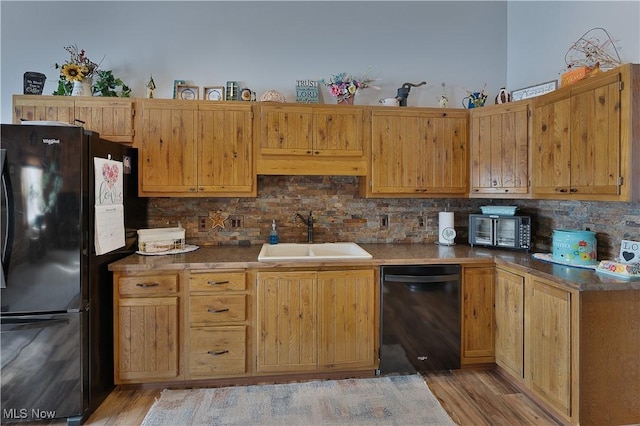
xmin=207 ymin=308 xmax=230 ymax=314
xmin=207 ymin=280 xmax=230 ymax=286
xmin=136 ymin=282 xmax=160 ymax=288
xmin=207 ymin=350 xmax=229 ymax=356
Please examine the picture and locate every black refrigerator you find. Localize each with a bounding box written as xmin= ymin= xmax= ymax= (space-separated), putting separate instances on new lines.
xmin=0 ymin=124 xmax=147 ymax=424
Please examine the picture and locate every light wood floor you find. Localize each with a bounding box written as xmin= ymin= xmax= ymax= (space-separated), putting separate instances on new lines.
xmin=46 ymin=369 xmax=561 ymax=425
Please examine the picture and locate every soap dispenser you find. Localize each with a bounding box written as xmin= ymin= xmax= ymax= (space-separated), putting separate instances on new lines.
xmin=269 ymin=219 xmax=279 ymax=245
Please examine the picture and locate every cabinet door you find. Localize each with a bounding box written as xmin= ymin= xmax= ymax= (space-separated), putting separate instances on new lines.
xmin=370 ymin=109 xmax=468 ymax=196
xmin=532 ymin=90 xmax=572 ymax=196
xmin=317 ymin=270 xmax=376 ymax=370
xmin=116 ymin=297 xmax=179 ymax=383
xmin=528 ymin=277 xmax=572 ymax=417
xmin=313 ymin=107 xmax=364 ymax=157
xmin=74 ymin=98 xmax=134 ymax=144
xmin=137 ymin=100 xmax=198 ymax=194
xmin=569 ymin=71 xmax=621 ymax=196
xmin=470 ymin=102 xmax=530 ymax=196
xmin=198 ymin=103 xmax=254 ymax=194
xmin=259 ymin=105 xmax=313 ymax=156
xmin=255 ymin=271 xmax=317 ymax=373
xmin=494 ymin=267 xmax=525 ymax=380
xmin=461 ymin=266 xmax=495 ymax=364
xmin=13 ymin=95 xmax=74 ymax=124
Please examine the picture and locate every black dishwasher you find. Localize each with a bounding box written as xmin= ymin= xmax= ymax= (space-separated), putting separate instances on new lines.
xmin=379 ymin=264 xmax=461 ymax=375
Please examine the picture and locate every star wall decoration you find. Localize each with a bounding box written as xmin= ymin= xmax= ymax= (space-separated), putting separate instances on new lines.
xmin=209 ymin=212 xmax=229 ymax=230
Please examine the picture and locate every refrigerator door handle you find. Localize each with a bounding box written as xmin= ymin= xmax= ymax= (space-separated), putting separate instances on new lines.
xmin=1 ymin=317 xmax=69 ymax=333
xmin=1 ymin=149 xmax=14 ymax=289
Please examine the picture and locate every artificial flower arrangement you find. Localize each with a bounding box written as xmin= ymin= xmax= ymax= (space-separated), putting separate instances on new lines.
xmin=319 ymin=68 xmax=378 ymax=102
xmin=53 ymin=45 xmax=130 ymax=97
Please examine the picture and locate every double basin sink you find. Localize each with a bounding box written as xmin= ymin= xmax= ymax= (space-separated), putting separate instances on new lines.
xmin=258 ymin=242 xmax=373 ymax=261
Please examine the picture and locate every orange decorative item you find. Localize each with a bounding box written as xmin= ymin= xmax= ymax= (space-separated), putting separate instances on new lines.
xmin=561 ymin=66 xmax=593 ymax=87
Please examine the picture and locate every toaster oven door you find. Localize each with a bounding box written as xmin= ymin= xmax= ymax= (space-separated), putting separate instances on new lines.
xmin=471 ymin=216 xmax=494 ymax=245
xmin=495 ymin=218 xmax=518 ymax=248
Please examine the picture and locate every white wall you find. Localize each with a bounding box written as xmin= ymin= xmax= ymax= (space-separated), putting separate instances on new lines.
xmin=506 ymin=1 xmax=640 ymax=90
xmin=1 ymin=1 xmax=508 ymax=121
xmin=2 ymin=1 xmax=638 ymax=124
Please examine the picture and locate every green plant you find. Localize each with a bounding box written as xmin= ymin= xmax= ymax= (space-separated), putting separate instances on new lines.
xmin=93 ymin=70 xmax=131 ymax=97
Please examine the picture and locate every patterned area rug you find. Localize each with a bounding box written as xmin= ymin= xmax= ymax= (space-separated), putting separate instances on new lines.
xmin=141 ymin=374 xmax=456 ymax=425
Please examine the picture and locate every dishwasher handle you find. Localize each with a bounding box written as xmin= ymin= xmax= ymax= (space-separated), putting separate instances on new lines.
xmin=384 ymin=273 xmax=460 ymax=284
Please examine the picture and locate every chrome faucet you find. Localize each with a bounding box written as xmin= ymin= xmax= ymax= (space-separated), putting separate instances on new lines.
xmin=295 ymin=211 xmax=314 ymax=243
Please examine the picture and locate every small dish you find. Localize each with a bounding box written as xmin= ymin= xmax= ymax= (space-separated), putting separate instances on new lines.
xmin=479 ymin=205 xmax=518 ymax=216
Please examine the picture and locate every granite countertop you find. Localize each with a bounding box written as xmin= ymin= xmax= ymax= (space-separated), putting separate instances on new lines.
xmin=108 ymin=243 xmax=640 ymax=292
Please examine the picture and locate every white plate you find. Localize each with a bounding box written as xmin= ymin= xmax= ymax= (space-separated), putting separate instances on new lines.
xmin=136 ymin=244 xmax=199 ymax=256
xmin=532 ymin=253 xmax=598 ymax=269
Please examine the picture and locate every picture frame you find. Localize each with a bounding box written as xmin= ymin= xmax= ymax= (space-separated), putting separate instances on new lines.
xmin=511 ymin=80 xmax=557 ymax=101
xmin=203 ymin=86 xmax=225 ymax=101
xmin=176 ymin=84 xmax=199 ymax=100
xmin=173 ymin=80 xmax=186 ymax=99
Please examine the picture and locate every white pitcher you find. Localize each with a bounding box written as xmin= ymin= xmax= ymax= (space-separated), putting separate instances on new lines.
xmin=379 ymin=97 xmax=399 ymax=106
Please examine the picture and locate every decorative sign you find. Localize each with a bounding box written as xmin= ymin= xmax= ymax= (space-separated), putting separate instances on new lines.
xmin=23 ymin=72 xmax=46 ymax=95
xmin=511 ymin=80 xmax=557 ymax=101
xmin=296 ymin=80 xmax=319 ymax=103
xmin=619 ymin=240 xmax=640 ymax=264
xmin=226 ymin=81 xmax=239 ymax=101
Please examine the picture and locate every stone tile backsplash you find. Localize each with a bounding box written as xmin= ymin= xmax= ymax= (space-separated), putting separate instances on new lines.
xmin=146 ymin=176 xmax=640 ymax=260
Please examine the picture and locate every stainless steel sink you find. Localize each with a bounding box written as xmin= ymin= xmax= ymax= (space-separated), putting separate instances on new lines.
xmin=257 ymin=242 xmax=372 ymax=261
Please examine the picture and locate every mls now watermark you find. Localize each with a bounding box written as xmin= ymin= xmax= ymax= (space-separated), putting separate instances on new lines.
xmin=3 ymin=408 xmax=57 ymax=420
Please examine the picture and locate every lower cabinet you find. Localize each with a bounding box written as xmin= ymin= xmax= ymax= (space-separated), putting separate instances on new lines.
xmin=113 ymin=271 xmax=180 ymax=384
xmin=495 ymin=264 xmax=640 ymax=425
xmin=186 ymin=271 xmax=250 ymax=379
xmin=528 ymin=276 xmax=572 ymax=417
xmin=461 ymin=266 xmax=495 ymax=365
xmin=494 ymin=266 xmax=525 ymax=380
xmin=255 ymin=269 xmax=377 ymax=374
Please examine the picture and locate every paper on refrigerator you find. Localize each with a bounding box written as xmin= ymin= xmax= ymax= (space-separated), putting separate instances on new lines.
xmin=94 ymin=157 xmax=125 ymax=255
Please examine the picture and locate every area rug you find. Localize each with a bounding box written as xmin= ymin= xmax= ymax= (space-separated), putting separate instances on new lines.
xmin=141 ymin=374 xmax=456 ymax=425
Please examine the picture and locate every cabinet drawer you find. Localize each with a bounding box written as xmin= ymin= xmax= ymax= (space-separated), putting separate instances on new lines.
xmin=118 ymin=274 xmax=178 ymax=296
xmin=189 ymin=272 xmax=246 ymax=292
xmin=189 ymin=295 xmax=246 ymax=324
xmin=189 ymin=326 xmax=246 ymax=377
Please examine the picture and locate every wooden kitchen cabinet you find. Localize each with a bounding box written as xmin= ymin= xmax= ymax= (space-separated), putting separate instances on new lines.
xmin=136 ymin=99 xmax=255 ymax=197
xmin=461 ymin=266 xmax=495 ymax=365
xmin=13 ymin=95 xmax=135 ymax=144
xmin=469 ymin=101 xmax=531 ymax=198
xmin=113 ymin=271 xmax=180 ymax=384
xmin=492 ymin=264 xmax=640 ymax=425
xmin=255 ymin=271 xmax=318 ymax=373
xmin=532 ymin=63 xmax=640 ymax=201
xmin=527 ymin=275 xmax=572 ymax=418
xmin=494 ymin=265 xmax=525 ymax=380
xmin=256 ymin=103 xmax=367 ymax=176
xmin=317 ymin=270 xmax=377 ymax=371
xmin=255 ymin=268 xmax=377 ymax=374
xmin=186 ymin=271 xmax=249 ymax=379
xmin=365 ymin=107 xmax=468 ymax=198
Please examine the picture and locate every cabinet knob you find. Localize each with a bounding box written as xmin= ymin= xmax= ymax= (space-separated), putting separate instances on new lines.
xmin=208 ymin=280 xmax=230 ymax=286
xmin=207 ymin=307 xmax=230 ymax=314
xmin=189 ymin=187 xmax=196 ymax=192
xmin=570 ymin=188 xmax=578 ymax=193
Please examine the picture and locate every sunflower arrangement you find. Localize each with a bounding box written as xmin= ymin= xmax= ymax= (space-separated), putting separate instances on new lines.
xmin=53 ymin=45 xmax=102 ymax=95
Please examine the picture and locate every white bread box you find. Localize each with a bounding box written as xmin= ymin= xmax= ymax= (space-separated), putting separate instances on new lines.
xmin=137 ymin=227 xmax=185 ymax=254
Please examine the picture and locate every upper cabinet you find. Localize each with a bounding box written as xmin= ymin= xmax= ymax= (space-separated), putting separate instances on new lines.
xmin=532 ymin=63 xmax=640 ymax=201
xmin=364 ymin=107 xmax=468 ymax=197
xmin=469 ymin=101 xmax=531 ymax=198
xmin=256 ymin=103 xmax=368 ymax=176
xmin=136 ymin=99 xmax=255 ymax=197
xmin=13 ymin=95 xmax=134 ymax=144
